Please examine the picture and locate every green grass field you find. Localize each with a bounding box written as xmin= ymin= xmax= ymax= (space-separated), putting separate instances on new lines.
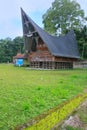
xmin=0 ymin=64 xmax=87 ymax=130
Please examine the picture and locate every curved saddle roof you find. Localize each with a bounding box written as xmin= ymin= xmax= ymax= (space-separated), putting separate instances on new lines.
xmin=21 ymin=8 xmax=80 ymax=59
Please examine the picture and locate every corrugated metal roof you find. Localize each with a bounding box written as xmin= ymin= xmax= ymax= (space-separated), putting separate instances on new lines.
xmin=21 ymin=8 xmax=80 ymax=59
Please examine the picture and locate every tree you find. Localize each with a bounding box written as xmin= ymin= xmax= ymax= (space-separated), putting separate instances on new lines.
xmin=13 ymin=36 xmax=24 ymax=56
xmin=74 ymin=26 xmax=87 ymax=59
xmin=0 ymin=36 xmax=24 ymax=63
xmin=42 ymin=0 xmax=86 ymax=35
xmin=0 ymin=38 xmax=13 ymax=62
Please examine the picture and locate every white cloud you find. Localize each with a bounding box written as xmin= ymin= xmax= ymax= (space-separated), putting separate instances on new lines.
xmin=0 ymin=0 xmax=87 ymax=39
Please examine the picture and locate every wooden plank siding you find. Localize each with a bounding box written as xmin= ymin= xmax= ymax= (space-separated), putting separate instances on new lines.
xmin=21 ymin=9 xmax=80 ymax=69
xmin=27 ymin=42 xmax=75 ymax=69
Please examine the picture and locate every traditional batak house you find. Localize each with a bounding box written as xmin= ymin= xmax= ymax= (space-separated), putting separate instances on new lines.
xmin=21 ymin=8 xmax=80 ymax=69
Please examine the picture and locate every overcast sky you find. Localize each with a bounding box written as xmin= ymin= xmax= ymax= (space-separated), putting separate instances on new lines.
xmin=0 ymin=0 xmax=87 ymax=39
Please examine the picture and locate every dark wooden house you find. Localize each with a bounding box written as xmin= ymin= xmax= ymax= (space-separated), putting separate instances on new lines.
xmin=21 ymin=8 xmax=80 ymax=69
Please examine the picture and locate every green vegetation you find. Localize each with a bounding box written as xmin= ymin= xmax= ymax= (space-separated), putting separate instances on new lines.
xmin=42 ymin=0 xmax=87 ymax=58
xmin=42 ymin=0 xmax=86 ymax=35
xmin=0 ymin=37 xmax=24 ymax=63
xmin=65 ymin=126 xmax=83 ymax=130
xmin=58 ymin=98 xmax=87 ymax=130
xmin=0 ymin=64 xmax=87 ymax=130
xmin=77 ymin=101 xmax=87 ymax=124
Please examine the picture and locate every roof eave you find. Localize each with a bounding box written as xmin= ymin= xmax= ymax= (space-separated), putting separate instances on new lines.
xmin=52 ymin=53 xmax=80 ymax=59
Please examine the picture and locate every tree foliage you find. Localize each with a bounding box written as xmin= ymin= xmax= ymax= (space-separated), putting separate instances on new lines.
xmin=42 ymin=0 xmax=87 ymax=59
xmin=0 ymin=37 xmax=24 ymax=63
xmin=42 ymin=0 xmax=86 ymax=35
xmin=75 ymin=26 xmax=87 ymax=59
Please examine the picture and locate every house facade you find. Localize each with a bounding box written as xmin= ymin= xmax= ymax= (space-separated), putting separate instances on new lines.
xmin=21 ymin=8 xmax=80 ymax=69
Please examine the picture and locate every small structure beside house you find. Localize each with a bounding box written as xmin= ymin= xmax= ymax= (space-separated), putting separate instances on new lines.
xmin=73 ymin=60 xmax=87 ymax=68
xmin=13 ymin=53 xmax=25 ymax=66
xmin=21 ymin=8 xmax=80 ymax=69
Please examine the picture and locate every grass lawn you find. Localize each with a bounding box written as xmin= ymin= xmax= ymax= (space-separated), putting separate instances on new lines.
xmin=0 ymin=64 xmax=87 ymax=130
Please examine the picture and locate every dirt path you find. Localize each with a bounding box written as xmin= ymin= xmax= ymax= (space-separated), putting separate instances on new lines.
xmin=57 ymin=99 xmax=87 ymax=130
